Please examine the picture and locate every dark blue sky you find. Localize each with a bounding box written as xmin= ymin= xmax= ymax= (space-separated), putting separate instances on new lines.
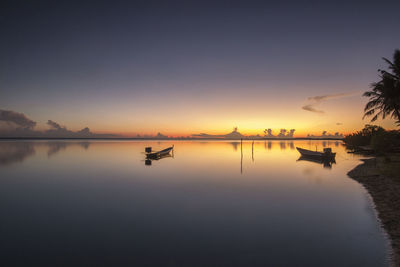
xmin=1 ymin=0 xmax=399 ymax=135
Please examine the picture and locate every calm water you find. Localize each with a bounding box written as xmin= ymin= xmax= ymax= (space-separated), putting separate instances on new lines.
xmin=0 ymin=140 xmax=389 ymax=266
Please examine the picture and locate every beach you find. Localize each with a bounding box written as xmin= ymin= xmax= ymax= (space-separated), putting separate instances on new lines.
xmin=348 ymin=156 xmax=400 ymax=266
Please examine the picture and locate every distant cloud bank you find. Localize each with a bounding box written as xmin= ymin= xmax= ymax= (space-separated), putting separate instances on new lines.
xmin=0 ymin=109 xmax=36 ymax=129
xmin=0 ymin=109 xmax=117 ymax=138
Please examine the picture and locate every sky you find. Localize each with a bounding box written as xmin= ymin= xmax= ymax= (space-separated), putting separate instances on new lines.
xmin=1 ymin=0 xmax=400 ymax=137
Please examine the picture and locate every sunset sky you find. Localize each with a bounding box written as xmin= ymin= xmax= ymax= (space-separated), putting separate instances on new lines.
xmin=1 ymin=1 xmax=400 ymax=137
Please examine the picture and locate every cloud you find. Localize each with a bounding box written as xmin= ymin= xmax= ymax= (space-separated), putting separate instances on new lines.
xmin=44 ymin=121 xmax=117 ymax=138
xmin=192 ymin=128 xmax=244 ymax=139
xmin=336 ymin=122 xmax=343 ymax=125
xmin=302 ymin=104 xmax=324 ymax=114
xmin=0 ymin=109 xmax=118 ymax=138
xmin=302 ymin=92 xmax=357 ymax=114
xmin=0 ymin=109 xmax=36 ymax=129
xmin=307 ymin=92 xmax=354 ymax=102
xmin=47 ymin=120 xmax=65 ymax=130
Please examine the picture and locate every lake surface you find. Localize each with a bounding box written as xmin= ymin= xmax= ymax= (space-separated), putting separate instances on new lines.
xmin=0 ymin=140 xmax=389 ymax=266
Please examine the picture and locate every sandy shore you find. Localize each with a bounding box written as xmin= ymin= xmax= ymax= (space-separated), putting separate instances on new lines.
xmin=348 ymin=157 xmax=400 ymax=266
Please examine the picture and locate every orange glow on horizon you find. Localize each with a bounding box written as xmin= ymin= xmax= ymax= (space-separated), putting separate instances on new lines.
xmin=28 ymin=92 xmax=398 ymax=138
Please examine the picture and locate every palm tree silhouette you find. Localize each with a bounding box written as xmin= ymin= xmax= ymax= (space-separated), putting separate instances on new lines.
xmin=363 ymin=49 xmax=400 ymax=125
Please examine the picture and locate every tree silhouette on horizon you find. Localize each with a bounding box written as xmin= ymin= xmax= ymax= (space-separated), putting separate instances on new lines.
xmin=363 ymin=49 xmax=400 ymax=125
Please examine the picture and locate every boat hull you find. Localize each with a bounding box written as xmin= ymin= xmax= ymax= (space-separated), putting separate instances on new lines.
xmin=296 ymin=147 xmax=336 ymax=159
xmin=146 ymin=147 xmax=173 ymax=159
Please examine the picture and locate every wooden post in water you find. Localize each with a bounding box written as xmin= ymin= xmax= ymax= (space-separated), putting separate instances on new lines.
xmin=252 ymin=140 xmax=254 ymax=162
xmin=240 ymin=138 xmax=243 ymax=174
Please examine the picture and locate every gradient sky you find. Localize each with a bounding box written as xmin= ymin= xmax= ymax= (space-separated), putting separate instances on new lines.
xmin=1 ymin=0 xmax=400 ymax=136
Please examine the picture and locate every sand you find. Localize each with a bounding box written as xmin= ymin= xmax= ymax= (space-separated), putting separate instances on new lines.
xmin=348 ymin=157 xmax=400 ymax=267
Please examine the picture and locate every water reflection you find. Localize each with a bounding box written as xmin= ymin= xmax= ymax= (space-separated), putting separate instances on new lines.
xmin=230 ymin=142 xmax=240 ymax=151
xmin=288 ymin=141 xmax=294 ymax=150
xmin=47 ymin=142 xmax=68 ymax=157
xmin=0 ymin=141 xmax=90 ymax=166
xmin=236 ymin=140 xmax=339 ymax=173
xmin=0 ymin=140 xmax=342 ymax=172
xmin=0 ymin=140 xmax=389 ymax=266
xmin=145 ymin=153 xmax=173 ymax=166
xmin=279 ymin=141 xmax=286 ymax=150
xmin=297 ymin=156 xmax=336 ymax=169
xmin=0 ymin=142 xmax=35 ymax=166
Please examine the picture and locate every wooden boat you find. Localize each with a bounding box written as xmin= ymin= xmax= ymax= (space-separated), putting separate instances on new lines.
xmin=296 ymin=147 xmax=336 ymax=159
xmin=146 ymin=146 xmax=174 ymax=160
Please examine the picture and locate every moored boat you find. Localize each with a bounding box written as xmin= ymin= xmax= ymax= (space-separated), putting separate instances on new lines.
xmin=146 ymin=146 xmax=174 ymax=160
xmin=296 ymin=147 xmax=336 ymax=159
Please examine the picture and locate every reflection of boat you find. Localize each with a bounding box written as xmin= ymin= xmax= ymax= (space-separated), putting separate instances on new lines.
xmin=146 ymin=146 xmax=174 ymax=160
xmin=145 ymin=153 xmax=173 ymax=165
xmin=297 ymin=156 xmax=336 ymax=169
xmin=296 ymin=147 xmax=336 ymax=159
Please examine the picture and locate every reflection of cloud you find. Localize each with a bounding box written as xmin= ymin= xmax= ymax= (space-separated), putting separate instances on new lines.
xmin=0 ymin=141 xmax=93 ymax=166
xmin=0 ymin=142 xmax=35 ymax=166
xmin=0 ymin=109 xmax=36 ymax=129
xmin=79 ymin=142 xmax=90 ymax=150
xmin=0 ymin=141 xmax=92 ymax=166
xmin=302 ymin=92 xmax=356 ymax=114
xmin=47 ymin=142 xmax=68 ymax=157
xmin=46 ymin=142 xmax=91 ymax=157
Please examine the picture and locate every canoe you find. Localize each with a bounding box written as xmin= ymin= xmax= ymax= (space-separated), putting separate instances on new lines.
xmin=146 ymin=146 xmax=174 ymax=159
xmin=296 ymin=147 xmax=336 ymax=158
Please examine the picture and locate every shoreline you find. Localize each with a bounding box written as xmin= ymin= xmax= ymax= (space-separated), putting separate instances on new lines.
xmin=0 ymin=137 xmax=344 ymax=141
xmin=348 ymin=157 xmax=400 ymax=266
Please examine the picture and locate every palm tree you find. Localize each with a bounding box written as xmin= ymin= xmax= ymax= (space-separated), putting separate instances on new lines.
xmin=363 ymin=49 xmax=400 ymax=125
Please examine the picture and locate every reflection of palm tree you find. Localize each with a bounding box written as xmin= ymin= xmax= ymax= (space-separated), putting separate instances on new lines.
xmin=280 ymin=141 xmax=286 ymax=150
xmin=363 ymin=49 xmax=400 ymax=125
xmin=288 ymin=141 xmax=294 ymax=150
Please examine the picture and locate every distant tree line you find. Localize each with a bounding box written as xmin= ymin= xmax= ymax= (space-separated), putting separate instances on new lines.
xmin=344 ymin=125 xmax=400 ymax=153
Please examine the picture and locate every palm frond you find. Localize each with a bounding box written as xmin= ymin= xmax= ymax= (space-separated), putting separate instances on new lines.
xmin=363 ymin=49 xmax=400 ymax=126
